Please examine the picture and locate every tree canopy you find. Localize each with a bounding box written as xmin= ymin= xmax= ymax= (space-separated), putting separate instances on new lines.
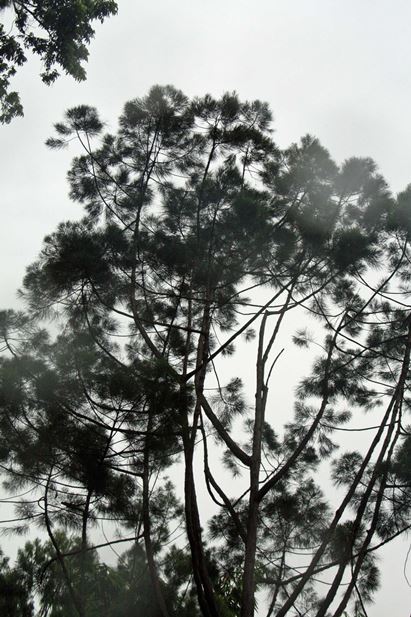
xmin=1 ymin=85 xmax=411 ymax=617
xmin=2 ymin=531 xmax=195 ymax=617
xmin=0 ymin=0 xmax=118 ymax=123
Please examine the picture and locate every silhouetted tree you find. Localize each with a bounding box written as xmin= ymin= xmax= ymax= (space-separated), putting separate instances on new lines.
xmin=1 ymin=86 xmax=411 ymax=617
xmin=0 ymin=548 xmax=33 ymax=616
xmin=2 ymin=532 xmax=198 ymax=616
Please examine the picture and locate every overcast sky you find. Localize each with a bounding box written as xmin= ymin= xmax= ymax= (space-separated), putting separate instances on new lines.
xmin=1 ymin=1 xmax=411 ymax=614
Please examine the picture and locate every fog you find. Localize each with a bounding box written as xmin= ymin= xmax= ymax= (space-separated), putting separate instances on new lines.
xmin=1 ymin=2 xmax=411 ymax=614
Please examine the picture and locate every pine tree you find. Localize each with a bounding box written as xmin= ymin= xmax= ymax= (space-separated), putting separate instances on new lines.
xmin=1 ymin=86 xmax=411 ymax=616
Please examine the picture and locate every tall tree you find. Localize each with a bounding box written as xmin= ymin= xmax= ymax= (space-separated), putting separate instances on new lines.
xmin=1 ymin=86 xmax=411 ymax=617
xmin=0 ymin=0 xmax=118 ymax=123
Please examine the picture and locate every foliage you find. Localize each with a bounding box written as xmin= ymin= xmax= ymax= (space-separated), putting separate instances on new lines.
xmin=2 ymin=532 xmax=197 ymax=616
xmin=0 ymin=548 xmax=33 ymax=617
xmin=0 ymin=0 xmax=118 ymax=122
xmin=1 ymin=86 xmax=411 ymax=617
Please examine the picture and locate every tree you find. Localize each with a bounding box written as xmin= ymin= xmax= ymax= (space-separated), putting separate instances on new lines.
xmin=0 ymin=548 xmax=33 ymax=616
xmin=1 ymin=85 xmax=411 ymax=616
xmin=0 ymin=0 xmax=118 ymax=123
xmin=2 ymin=531 xmax=197 ymax=616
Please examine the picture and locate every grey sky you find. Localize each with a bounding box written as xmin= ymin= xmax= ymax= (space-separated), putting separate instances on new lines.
xmin=1 ymin=1 xmax=411 ymax=614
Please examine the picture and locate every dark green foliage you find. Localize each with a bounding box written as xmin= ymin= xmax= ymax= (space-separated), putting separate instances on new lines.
xmin=2 ymin=86 xmax=411 ymax=617
xmin=0 ymin=549 xmax=33 ymax=616
xmin=0 ymin=1 xmax=118 ymax=122
xmin=10 ymin=533 xmax=195 ymax=617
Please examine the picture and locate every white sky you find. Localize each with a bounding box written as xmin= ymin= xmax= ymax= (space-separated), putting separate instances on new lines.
xmin=1 ymin=1 xmax=411 ymax=614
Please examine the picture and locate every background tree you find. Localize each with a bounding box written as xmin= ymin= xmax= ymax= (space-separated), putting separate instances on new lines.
xmin=0 ymin=0 xmax=118 ymax=123
xmin=0 ymin=532 xmax=200 ymax=616
xmin=0 ymin=547 xmax=33 ymax=616
xmin=1 ymin=86 xmax=411 ymax=616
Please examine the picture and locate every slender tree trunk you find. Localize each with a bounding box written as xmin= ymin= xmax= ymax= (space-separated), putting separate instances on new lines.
xmin=44 ymin=473 xmax=85 ymax=617
xmin=181 ymin=298 xmax=221 ymax=617
xmin=142 ymin=409 xmax=170 ymax=617
xmin=79 ymin=489 xmax=92 ymax=614
xmin=328 ymin=319 xmax=411 ymax=617
xmin=184 ymin=434 xmax=220 ymax=617
xmin=276 ymin=328 xmax=411 ymax=617
xmin=240 ymin=314 xmax=268 ymax=617
xmin=266 ymin=548 xmax=286 ymax=617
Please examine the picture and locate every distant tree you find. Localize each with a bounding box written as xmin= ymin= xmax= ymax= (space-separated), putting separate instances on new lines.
xmin=1 ymin=86 xmax=411 ymax=617
xmin=0 ymin=548 xmax=33 ymax=616
xmin=3 ymin=532 xmax=197 ymax=616
xmin=0 ymin=0 xmax=118 ymax=123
